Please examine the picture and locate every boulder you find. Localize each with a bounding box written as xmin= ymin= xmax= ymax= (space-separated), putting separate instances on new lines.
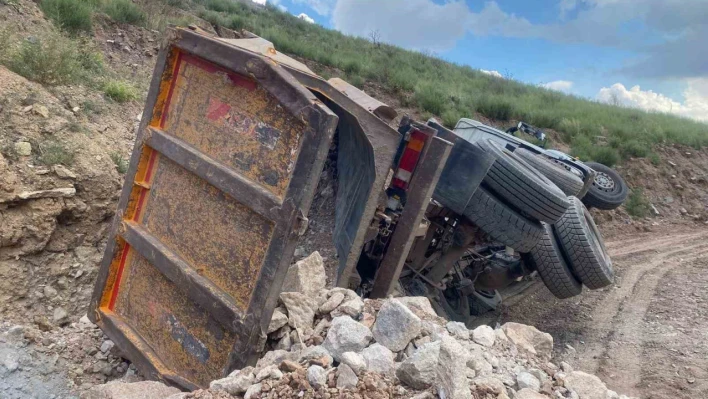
xmin=472 ymin=376 xmax=506 ymax=396
xmin=396 ymin=341 xmax=441 ymax=389
xmin=361 ymin=343 xmax=395 ymax=376
xmin=210 ymin=370 xmax=255 ymax=395
xmin=255 ymin=365 xmax=283 ymax=382
xmin=336 ymin=364 xmax=359 ymax=389
xmin=319 ymin=292 xmax=345 ymax=314
xmin=435 ymin=336 xmax=472 ymax=399
xmin=335 ymin=297 xmax=365 ymax=317
xmin=244 ymin=383 xmax=262 ymax=399
xmin=372 ymin=299 xmax=422 ymax=352
xmin=267 ymin=308 xmax=289 ymax=334
xmin=307 ymin=365 xmax=327 ymax=389
xmin=396 ymin=296 xmax=438 ymax=318
xmin=502 ymin=322 xmax=553 ymax=357
xmin=323 ymin=316 xmax=372 ymax=361
xmin=256 ymin=350 xmax=298 ymax=368
xmin=517 ymin=371 xmax=541 ymax=391
xmin=565 ymin=371 xmax=609 ymax=399
xmin=281 ymin=251 xmax=326 ymax=295
xmin=515 ymin=388 xmax=551 ymax=399
xmin=340 ymin=351 xmax=367 ymax=375
xmin=279 ymin=292 xmax=318 ymax=331
xmin=299 ymin=345 xmax=333 ymax=368
xmin=14 ymin=141 xmax=32 ymax=156
xmin=446 ymin=321 xmax=470 ymax=340
xmin=471 ymin=325 xmax=495 ymax=347
xmin=84 ymin=381 xmax=180 ymax=399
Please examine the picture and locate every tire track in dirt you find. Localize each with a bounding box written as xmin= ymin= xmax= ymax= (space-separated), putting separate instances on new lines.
xmin=573 ymin=230 xmax=708 ymax=396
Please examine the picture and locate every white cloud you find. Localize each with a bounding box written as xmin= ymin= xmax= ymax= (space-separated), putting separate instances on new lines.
xmin=481 ymin=69 xmax=503 ymax=78
xmin=297 ymin=13 xmax=315 ymax=23
xmin=542 ymin=80 xmax=574 ymax=92
xmin=251 ymin=0 xmax=266 ymax=5
xmin=597 ymin=80 xmax=708 ymax=122
xmin=292 ymin=0 xmax=335 ymax=16
xmin=333 ymin=0 xmax=471 ymax=51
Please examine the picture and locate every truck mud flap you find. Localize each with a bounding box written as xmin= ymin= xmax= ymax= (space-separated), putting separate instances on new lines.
xmin=88 ymin=28 xmax=337 ymax=389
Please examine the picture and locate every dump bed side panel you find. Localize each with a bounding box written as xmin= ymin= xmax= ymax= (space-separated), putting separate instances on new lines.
xmin=89 ymin=28 xmax=337 ymax=389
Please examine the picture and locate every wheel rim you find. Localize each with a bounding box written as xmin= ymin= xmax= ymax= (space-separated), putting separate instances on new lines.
xmin=593 ymin=171 xmax=616 ymax=192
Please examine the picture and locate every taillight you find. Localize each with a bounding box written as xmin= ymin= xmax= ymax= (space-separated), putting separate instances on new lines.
xmin=391 ymin=129 xmax=427 ymax=190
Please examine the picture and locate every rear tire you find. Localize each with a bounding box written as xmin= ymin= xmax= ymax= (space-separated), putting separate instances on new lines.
xmin=581 ymin=162 xmax=628 ymax=210
xmin=437 ymin=287 xmax=472 ymax=324
xmin=514 ymin=148 xmax=584 ymax=197
xmin=526 ymin=223 xmax=582 ymax=299
xmin=555 ymin=197 xmax=614 ymax=289
xmin=477 ymin=139 xmax=570 ymax=224
xmin=463 ymin=187 xmax=543 ymax=253
xmin=468 ymin=289 xmax=501 ymax=316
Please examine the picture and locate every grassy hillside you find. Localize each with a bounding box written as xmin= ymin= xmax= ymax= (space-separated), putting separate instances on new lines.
xmin=3 ymin=0 xmax=708 ymax=167
xmin=193 ymin=1 xmax=708 ymax=166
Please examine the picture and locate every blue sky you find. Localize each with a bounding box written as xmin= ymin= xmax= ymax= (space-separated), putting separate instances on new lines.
xmin=262 ymin=0 xmax=708 ymax=122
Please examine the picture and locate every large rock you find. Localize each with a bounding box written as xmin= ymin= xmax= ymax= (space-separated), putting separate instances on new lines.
xmin=435 ymin=336 xmax=472 ymax=399
xmin=565 ymin=371 xmax=609 ymax=399
xmin=267 ymin=308 xmax=289 ymax=333
xmin=517 ymin=371 xmax=541 ymax=391
xmin=471 ymin=325 xmax=495 ymax=347
xmin=396 ymin=296 xmax=438 ymax=318
xmin=279 ymin=292 xmax=318 ymax=331
xmin=335 ymin=297 xmax=365 ymax=317
xmin=372 ymin=299 xmax=422 ymax=352
xmin=361 ymin=343 xmax=395 ymax=376
xmin=323 ymin=316 xmax=372 ymax=361
xmin=397 ymin=341 xmax=441 ymax=389
xmin=319 ymin=292 xmax=345 ymax=314
xmin=210 ymin=369 xmax=256 ymax=395
xmin=307 ymin=365 xmax=327 ymax=389
xmin=340 ymin=351 xmax=367 ymax=375
xmin=256 ymin=350 xmax=298 ymax=368
xmin=446 ymin=321 xmax=469 ymax=340
xmin=515 ymin=388 xmax=551 ymax=399
xmin=84 ymin=381 xmax=181 ymax=399
xmin=299 ymin=345 xmax=333 ymax=368
xmin=336 ymin=364 xmax=359 ymax=389
xmin=501 ymin=322 xmax=553 ymax=357
xmin=281 ymin=251 xmax=326 ymax=295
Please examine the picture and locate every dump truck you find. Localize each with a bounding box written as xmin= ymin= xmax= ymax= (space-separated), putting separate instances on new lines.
xmin=89 ymin=26 xmax=623 ymax=389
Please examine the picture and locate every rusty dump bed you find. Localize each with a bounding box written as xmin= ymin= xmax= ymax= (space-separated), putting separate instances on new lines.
xmin=88 ymin=28 xmax=339 ymax=389
xmin=89 ymin=27 xmax=401 ymax=389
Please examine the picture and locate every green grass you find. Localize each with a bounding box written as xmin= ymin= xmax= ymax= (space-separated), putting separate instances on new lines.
xmin=110 ymin=151 xmax=128 ymax=173
xmin=625 ymin=188 xmax=651 ymax=218
xmin=40 ymin=0 xmax=94 ymax=34
xmin=104 ymin=80 xmax=139 ymax=102
xmin=186 ymin=2 xmax=708 ymax=164
xmin=0 ymin=30 xmax=103 ymax=85
xmin=103 ymin=0 xmax=146 ymax=25
xmin=37 ymin=140 xmax=75 ymax=166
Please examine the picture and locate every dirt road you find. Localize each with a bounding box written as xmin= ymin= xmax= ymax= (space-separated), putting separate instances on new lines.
xmin=491 ymin=228 xmax=708 ymax=399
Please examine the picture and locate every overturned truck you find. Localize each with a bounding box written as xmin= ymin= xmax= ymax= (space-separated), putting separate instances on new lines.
xmin=89 ymin=27 xmax=622 ymax=389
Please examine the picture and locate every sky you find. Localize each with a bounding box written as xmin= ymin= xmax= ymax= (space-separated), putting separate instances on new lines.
xmin=258 ymin=0 xmax=708 ymax=123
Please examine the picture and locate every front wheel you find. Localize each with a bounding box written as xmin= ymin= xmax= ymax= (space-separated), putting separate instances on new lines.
xmin=581 ymin=162 xmax=629 ymax=210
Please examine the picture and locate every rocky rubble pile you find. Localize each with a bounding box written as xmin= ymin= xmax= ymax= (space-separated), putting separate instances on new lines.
xmin=0 ymin=315 xmax=135 ymax=398
xmin=86 ymin=252 xmax=637 ymax=399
